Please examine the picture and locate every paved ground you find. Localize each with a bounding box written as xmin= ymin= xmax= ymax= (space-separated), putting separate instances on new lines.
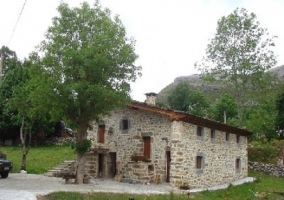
xmin=0 ymin=173 xmax=254 ymax=200
xmin=0 ymin=173 xmax=176 ymax=200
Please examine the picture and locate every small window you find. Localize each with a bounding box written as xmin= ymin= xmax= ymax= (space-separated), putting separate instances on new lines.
xmin=196 ymin=156 xmax=203 ymax=169
xmin=235 ymin=158 xmax=241 ymax=173
xmin=197 ymin=127 xmax=202 ymax=136
xmin=196 ymin=126 xmax=204 ymax=140
xmin=196 ymin=152 xmax=205 ymax=174
xmin=236 ymin=135 xmax=241 ymax=144
xmin=211 ymin=129 xmax=216 ymax=140
xmin=120 ymin=116 xmax=130 ymax=133
xmin=122 ymin=119 xmax=128 ymax=130
xmin=225 ymin=132 xmax=230 ymax=142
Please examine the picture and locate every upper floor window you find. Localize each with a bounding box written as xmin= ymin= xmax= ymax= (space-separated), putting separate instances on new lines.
xmin=236 ymin=135 xmax=241 ymax=144
xmin=211 ymin=129 xmax=216 ymax=141
xmin=196 ymin=126 xmax=204 ymax=140
xmin=119 ymin=116 xmax=130 ymax=133
xmin=225 ymin=132 xmax=230 ymax=142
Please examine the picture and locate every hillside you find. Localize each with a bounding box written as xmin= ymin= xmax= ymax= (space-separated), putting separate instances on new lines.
xmin=157 ymin=65 xmax=284 ymax=103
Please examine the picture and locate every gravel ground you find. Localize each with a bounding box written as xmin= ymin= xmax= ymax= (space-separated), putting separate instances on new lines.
xmin=0 ymin=173 xmax=254 ymax=200
xmin=0 ymin=173 xmax=177 ymax=200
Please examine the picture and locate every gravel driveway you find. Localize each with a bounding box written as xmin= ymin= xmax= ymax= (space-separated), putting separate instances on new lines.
xmin=0 ymin=173 xmax=176 ymax=200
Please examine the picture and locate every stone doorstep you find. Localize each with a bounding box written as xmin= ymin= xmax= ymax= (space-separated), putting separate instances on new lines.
xmin=188 ymin=177 xmax=255 ymax=193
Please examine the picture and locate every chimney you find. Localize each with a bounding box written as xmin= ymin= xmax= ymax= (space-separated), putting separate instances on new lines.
xmin=145 ymin=92 xmax=157 ymax=106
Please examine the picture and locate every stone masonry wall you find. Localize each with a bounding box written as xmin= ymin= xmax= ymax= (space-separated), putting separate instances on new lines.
xmin=87 ymin=107 xmax=172 ymax=183
xmin=87 ymin=107 xmax=248 ymax=187
xmin=170 ymin=121 xmax=248 ymax=189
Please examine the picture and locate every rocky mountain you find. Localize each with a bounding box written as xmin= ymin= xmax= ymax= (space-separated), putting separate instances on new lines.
xmin=157 ymin=65 xmax=284 ymax=102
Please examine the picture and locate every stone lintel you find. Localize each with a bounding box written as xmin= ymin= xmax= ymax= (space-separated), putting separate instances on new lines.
xmin=141 ymin=132 xmax=153 ymax=137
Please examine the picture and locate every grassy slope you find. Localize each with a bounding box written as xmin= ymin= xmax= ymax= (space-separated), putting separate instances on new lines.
xmin=0 ymin=145 xmax=76 ymax=174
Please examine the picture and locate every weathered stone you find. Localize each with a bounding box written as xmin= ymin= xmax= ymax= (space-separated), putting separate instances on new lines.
xmin=85 ymin=104 xmax=249 ymax=188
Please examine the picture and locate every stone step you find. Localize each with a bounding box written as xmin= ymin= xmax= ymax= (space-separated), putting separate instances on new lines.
xmin=44 ymin=172 xmax=57 ymax=177
xmin=44 ymin=160 xmax=76 ymax=177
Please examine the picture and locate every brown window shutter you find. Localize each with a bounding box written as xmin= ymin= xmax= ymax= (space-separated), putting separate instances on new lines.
xmin=143 ymin=137 xmax=151 ymax=159
xmin=98 ymin=125 xmax=105 ymax=143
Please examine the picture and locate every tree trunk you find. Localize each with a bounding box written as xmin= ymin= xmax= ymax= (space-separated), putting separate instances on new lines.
xmin=20 ymin=117 xmax=27 ymax=171
xmin=21 ymin=145 xmax=27 ymax=171
xmin=75 ymin=123 xmax=88 ymax=184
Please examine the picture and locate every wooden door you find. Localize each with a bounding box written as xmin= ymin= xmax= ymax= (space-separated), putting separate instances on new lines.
xmin=109 ymin=152 xmax=117 ymax=177
xmin=143 ymin=137 xmax=151 ymax=159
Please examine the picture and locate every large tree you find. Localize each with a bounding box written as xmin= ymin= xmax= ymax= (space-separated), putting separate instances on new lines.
xmin=195 ymin=8 xmax=277 ymax=126
xmin=30 ymin=1 xmax=141 ymax=183
xmin=168 ymin=82 xmax=209 ymax=117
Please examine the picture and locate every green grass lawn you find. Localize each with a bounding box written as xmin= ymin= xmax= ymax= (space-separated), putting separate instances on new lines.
xmin=0 ymin=145 xmax=76 ymax=174
xmin=45 ymin=171 xmax=284 ymax=200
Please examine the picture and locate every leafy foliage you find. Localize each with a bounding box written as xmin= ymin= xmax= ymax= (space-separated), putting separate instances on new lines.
xmin=28 ymin=1 xmax=141 ymax=183
xmin=168 ymin=82 xmax=209 ymax=117
xmin=275 ymin=87 xmax=284 ymax=139
xmin=211 ymin=92 xmax=237 ymax=123
xmin=196 ymin=8 xmax=278 ymax=126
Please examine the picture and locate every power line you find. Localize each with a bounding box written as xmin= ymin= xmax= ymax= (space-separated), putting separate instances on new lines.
xmin=7 ymin=0 xmax=28 ymax=46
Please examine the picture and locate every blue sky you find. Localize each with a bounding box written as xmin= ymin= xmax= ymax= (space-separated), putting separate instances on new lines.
xmin=1 ymin=0 xmax=283 ymax=101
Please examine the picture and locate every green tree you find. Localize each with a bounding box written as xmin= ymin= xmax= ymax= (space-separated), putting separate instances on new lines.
xmin=168 ymin=82 xmax=209 ymax=117
xmin=30 ymin=1 xmax=141 ymax=183
xmin=211 ymin=93 xmax=237 ymax=124
xmin=0 ymin=46 xmax=22 ymax=140
xmin=168 ymin=82 xmax=191 ymax=112
xmin=275 ymin=88 xmax=284 ymax=139
xmin=244 ymin=98 xmax=277 ymax=141
xmin=195 ymin=8 xmax=277 ymax=126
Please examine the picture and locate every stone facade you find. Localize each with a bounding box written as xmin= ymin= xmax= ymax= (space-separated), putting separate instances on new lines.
xmin=86 ymin=103 xmax=249 ymax=188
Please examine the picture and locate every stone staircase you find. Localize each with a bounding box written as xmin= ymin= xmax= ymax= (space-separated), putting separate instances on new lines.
xmin=44 ymin=160 xmax=76 ymax=177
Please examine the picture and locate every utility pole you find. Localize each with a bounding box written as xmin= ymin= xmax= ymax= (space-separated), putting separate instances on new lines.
xmin=224 ymin=110 xmax=227 ymax=124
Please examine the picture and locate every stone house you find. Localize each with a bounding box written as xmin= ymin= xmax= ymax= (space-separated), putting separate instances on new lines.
xmin=86 ymin=93 xmax=252 ymax=188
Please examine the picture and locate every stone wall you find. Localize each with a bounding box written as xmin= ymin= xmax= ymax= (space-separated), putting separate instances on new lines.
xmin=87 ymin=107 xmax=248 ymax=188
xmin=87 ymin=108 xmax=172 ymax=182
xmin=170 ymin=121 xmax=247 ymax=189
xmin=248 ymin=161 xmax=284 ymax=177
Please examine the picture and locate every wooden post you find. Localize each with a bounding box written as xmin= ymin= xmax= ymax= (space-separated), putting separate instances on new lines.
xmin=224 ymin=111 xmax=227 ymax=124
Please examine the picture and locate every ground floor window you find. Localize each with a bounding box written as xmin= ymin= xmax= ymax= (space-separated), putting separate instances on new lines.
xmin=196 ymin=152 xmax=205 ymax=174
xmin=235 ymin=157 xmax=241 ymax=173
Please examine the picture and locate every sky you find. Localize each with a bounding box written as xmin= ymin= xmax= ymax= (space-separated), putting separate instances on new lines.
xmin=0 ymin=0 xmax=283 ymax=102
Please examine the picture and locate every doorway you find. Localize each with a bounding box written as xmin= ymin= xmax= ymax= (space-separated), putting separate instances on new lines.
xmin=98 ymin=153 xmax=104 ymax=177
xmin=166 ymin=151 xmax=171 ymax=182
xmin=109 ymin=152 xmax=117 ymax=177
